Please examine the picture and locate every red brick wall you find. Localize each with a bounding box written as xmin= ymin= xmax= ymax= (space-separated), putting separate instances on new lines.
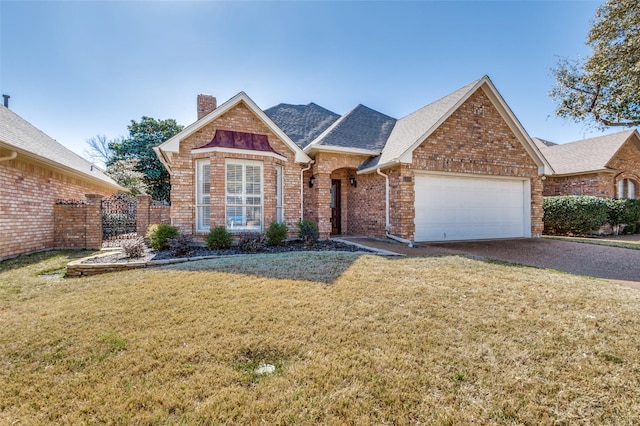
xmin=0 ymin=155 xmax=116 ymax=260
xmin=53 ymin=195 xmax=103 ymax=250
xmin=136 ymin=195 xmax=171 ymax=235
xmin=169 ymin=102 xmax=303 ymax=240
xmin=542 ymin=173 xmax=613 ymax=197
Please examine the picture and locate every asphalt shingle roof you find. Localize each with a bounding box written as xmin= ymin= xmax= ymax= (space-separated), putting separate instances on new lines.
xmin=532 ymin=130 xmax=636 ymax=175
xmin=372 ymin=77 xmax=483 ymax=168
xmin=0 ymin=105 xmax=120 ymax=188
xmin=310 ymin=104 xmax=396 ymax=152
xmin=265 ymin=102 xmax=340 ymax=149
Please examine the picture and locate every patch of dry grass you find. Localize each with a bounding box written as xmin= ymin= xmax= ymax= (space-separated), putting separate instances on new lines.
xmin=546 ymin=235 xmax=640 ymax=250
xmin=2 ymin=251 xmax=640 ymax=424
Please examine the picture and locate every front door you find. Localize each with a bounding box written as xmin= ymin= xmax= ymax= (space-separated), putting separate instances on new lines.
xmin=330 ymin=179 xmax=341 ymax=234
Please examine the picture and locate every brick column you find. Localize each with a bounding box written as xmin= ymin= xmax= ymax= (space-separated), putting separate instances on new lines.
xmin=314 ymin=172 xmax=332 ymax=239
xmin=85 ymin=194 xmax=103 ymax=249
xmin=136 ymin=194 xmax=152 ymax=236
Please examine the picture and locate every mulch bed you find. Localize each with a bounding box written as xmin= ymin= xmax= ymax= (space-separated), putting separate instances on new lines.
xmin=85 ymin=240 xmax=372 ymax=265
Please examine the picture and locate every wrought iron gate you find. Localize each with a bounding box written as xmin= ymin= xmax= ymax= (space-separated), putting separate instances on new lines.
xmin=102 ymin=193 xmax=137 ymax=241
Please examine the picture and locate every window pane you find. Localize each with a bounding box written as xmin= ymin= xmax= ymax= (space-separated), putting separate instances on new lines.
xmin=226 ymin=196 xmax=242 ymax=205
xmin=618 ymin=180 xmax=625 ymax=198
xmin=227 ymin=207 xmax=244 ymax=228
xmin=629 ymin=180 xmax=636 ymax=199
xmin=196 ymin=160 xmax=211 ymax=232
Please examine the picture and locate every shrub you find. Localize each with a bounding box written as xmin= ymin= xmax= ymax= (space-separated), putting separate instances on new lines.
xmin=609 ymin=198 xmax=640 ymax=234
xmin=543 ymin=196 xmax=608 ymax=235
xmin=168 ymin=234 xmax=193 ymax=257
xmin=121 ymin=237 xmax=146 ymax=258
xmin=265 ymin=222 xmax=288 ymax=246
xmin=206 ymin=226 xmax=233 ymax=250
xmin=297 ymin=219 xmax=319 ymax=247
xmin=238 ymin=233 xmax=264 ymax=253
xmin=146 ymin=223 xmax=180 ymax=250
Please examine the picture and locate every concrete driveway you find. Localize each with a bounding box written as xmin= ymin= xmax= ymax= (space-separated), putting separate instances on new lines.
xmin=341 ymin=236 xmax=640 ymax=286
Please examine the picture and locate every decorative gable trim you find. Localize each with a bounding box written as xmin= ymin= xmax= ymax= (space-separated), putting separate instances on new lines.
xmin=154 ymin=92 xmax=312 ymax=173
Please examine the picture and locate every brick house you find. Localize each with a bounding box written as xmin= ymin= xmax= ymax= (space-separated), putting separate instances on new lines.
xmin=533 ymin=130 xmax=640 ymax=200
xmin=0 ymin=104 xmax=123 ymax=260
xmin=155 ymin=76 xmax=550 ymax=243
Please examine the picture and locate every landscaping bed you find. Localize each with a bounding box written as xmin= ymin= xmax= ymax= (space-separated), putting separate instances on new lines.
xmin=68 ymin=239 xmax=376 ymax=277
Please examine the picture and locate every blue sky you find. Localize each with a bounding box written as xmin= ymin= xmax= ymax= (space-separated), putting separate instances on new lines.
xmin=1 ymin=0 xmax=607 ymax=160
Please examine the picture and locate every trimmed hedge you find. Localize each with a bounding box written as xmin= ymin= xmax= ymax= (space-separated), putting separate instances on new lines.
xmin=146 ymin=224 xmax=180 ymax=250
xmin=544 ymin=196 xmax=640 ymax=235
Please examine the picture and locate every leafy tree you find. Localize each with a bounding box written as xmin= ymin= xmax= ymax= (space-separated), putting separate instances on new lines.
xmin=105 ymin=159 xmax=148 ymax=195
xmin=108 ymin=117 xmax=183 ymax=201
xmin=550 ymin=0 xmax=640 ymax=128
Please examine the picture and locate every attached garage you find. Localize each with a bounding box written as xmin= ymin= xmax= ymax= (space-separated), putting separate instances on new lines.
xmin=414 ymin=173 xmax=531 ymax=242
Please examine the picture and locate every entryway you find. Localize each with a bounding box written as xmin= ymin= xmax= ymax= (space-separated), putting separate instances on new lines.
xmin=331 ymin=179 xmax=341 ymax=234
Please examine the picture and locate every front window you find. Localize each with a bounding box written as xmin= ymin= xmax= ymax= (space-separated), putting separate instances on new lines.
xmin=226 ymin=160 xmax=263 ymax=231
xmin=195 ymin=159 xmax=210 ymax=232
xmin=618 ymin=179 xmax=637 ymax=199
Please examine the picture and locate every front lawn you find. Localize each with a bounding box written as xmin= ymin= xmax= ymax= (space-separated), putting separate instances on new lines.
xmin=1 ymin=251 xmax=640 ymax=424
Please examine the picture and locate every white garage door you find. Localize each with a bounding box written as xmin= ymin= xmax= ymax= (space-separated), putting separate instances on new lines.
xmin=414 ymin=174 xmax=530 ymax=242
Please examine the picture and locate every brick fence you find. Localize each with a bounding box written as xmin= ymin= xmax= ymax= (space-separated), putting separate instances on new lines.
xmin=53 ymin=194 xmax=170 ymax=250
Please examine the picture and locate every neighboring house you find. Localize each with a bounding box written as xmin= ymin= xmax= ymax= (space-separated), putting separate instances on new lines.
xmin=533 ymin=130 xmax=640 ymax=199
xmin=155 ymin=76 xmax=551 ymax=243
xmin=0 ymin=104 xmax=123 ymax=260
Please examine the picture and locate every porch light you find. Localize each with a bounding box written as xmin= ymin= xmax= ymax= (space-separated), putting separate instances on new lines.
xmin=349 ymin=177 xmax=357 ymax=187
xmin=309 ymin=175 xmax=315 ymax=188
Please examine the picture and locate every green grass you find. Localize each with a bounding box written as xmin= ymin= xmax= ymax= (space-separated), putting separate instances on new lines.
xmin=545 ymin=235 xmax=640 ymax=250
xmin=1 ymin=250 xmax=640 ymax=424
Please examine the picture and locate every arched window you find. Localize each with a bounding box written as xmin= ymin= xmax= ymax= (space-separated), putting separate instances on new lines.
xmin=617 ymin=179 xmax=637 ymax=199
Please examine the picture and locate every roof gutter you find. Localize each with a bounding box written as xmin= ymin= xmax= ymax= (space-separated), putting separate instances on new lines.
xmin=0 ymin=144 xmax=123 ymax=191
xmin=377 ymin=168 xmax=413 ymax=247
xmin=0 ymin=150 xmax=17 ymax=162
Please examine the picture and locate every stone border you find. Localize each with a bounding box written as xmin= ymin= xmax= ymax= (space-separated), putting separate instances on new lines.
xmin=65 ymin=238 xmax=401 ymax=277
xmin=66 ymin=251 xmax=223 ymax=277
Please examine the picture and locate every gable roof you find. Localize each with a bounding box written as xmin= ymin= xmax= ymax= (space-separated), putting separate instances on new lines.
xmin=264 ymin=102 xmax=339 ymax=149
xmin=533 ymin=129 xmax=639 ymax=175
xmin=359 ymin=75 xmax=551 ymax=174
xmin=306 ymin=104 xmax=396 ymax=155
xmin=0 ymin=105 xmax=123 ymax=191
xmin=155 ymin=92 xmax=312 ymax=171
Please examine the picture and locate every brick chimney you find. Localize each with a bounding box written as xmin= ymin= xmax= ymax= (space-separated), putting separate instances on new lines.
xmin=197 ymin=94 xmax=217 ymax=120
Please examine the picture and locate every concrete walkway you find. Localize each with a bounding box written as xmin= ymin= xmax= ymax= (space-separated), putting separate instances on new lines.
xmin=340 ymin=236 xmax=640 ymax=287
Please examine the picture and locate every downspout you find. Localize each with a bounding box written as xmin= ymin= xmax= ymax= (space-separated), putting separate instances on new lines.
xmin=377 ymin=168 xmax=413 ymax=247
xmin=0 ymin=151 xmax=17 ymax=162
xmin=300 ymin=162 xmax=313 ymax=221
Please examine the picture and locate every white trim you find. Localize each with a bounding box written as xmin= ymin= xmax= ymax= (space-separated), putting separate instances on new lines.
xmin=275 ymin=164 xmax=284 ymax=223
xmin=195 ymin=159 xmax=211 ymax=232
xmin=225 ymin=158 xmax=264 ymax=232
xmin=156 ymin=92 xmax=311 ymax=165
xmin=412 ymin=169 xmax=531 ymax=182
xmin=191 ymin=146 xmax=288 ymax=162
